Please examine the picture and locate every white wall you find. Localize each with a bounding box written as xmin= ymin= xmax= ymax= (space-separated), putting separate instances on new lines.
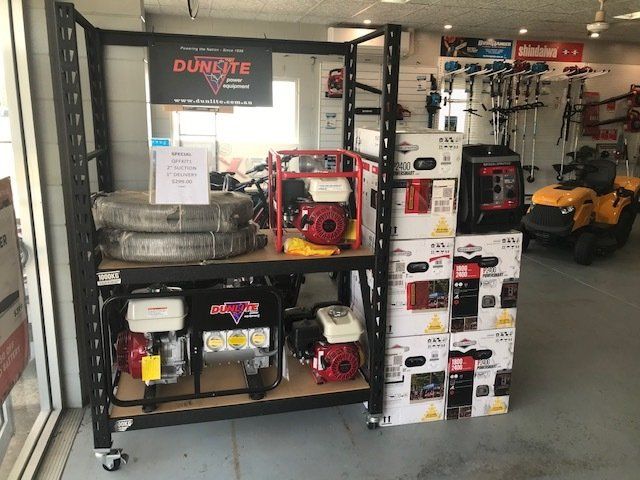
xmin=24 ymin=0 xmax=146 ymax=407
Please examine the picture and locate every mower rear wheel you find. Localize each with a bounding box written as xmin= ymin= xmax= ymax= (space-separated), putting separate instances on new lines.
xmin=614 ymin=207 xmax=635 ymax=247
xmin=574 ymin=232 xmax=596 ymax=265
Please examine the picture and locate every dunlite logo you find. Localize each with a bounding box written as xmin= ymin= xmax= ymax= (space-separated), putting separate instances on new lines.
xmin=210 ymin=301 xmax=259 ymax=325
xmin=172 ymin=56 xmax=252 ymax=95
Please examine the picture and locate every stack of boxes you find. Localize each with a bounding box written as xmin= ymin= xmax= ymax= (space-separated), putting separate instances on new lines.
xmin=352 ymin=128 xmax=523 ymax=426
xmin=352 ymin=127 xmax=462 ymax=426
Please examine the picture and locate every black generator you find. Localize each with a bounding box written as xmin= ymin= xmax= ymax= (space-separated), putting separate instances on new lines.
xmin=457 ymin=145 xmax=524 ymax=233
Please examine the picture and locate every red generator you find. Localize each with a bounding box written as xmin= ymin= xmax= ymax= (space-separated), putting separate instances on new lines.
xmin=268 ymin=149 xmax=363 ymax=252
xmin=457 ymin=144 xmax=524 ymax=233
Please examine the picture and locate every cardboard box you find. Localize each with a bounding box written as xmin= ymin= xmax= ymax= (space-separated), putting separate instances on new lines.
xmin=447 ymin=328 xmax=515 ymax=419
xmin=362 ymin=158 xmax=458 ymax=239
xmin=381 ymin=333 xmax=449 ymax=426
xmin=451 ymin=232 xmax=522 ymax=332
xmin=351 ymin=228 xmax=453 ymax=336
xmin=356 ymin=127 xmax=463 ymax=180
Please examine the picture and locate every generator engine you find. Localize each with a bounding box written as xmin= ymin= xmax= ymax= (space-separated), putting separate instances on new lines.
xmin=115 ymin=290 xmax=189 ymax=385
xmin=268 ymin=149 xmax=363 ymax=251
xmin=288 ymin=305 xmax=363 ymax=384
xmin=116 ymin=330 xmax=189 ymax=385
xmin=286 ymin=177 xmax=351 ymax=245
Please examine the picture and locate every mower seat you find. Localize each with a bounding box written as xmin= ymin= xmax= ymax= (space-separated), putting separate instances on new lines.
xmin=583 ymin=159 xmax=616 ymax=195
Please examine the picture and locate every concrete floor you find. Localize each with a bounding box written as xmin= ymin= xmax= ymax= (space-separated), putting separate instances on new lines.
xmin=62 ymin=225 xmax=640 ymax=480
xmin=0 ymin=359 xmax=41 ymax=478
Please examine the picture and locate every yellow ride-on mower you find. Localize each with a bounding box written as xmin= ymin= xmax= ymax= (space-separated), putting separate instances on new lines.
xmin=522 ymin=158 xmax=640 ymax=265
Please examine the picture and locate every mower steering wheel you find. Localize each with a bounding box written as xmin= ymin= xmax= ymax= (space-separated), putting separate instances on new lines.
xmin=573 ymin=163 xmax=599 ymax=174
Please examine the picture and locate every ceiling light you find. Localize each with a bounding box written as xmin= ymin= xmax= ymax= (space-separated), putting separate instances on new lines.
xmin=590 ymin=32 xmax=600 ymax=38
xmin=614 ymin=11 xmax=640 ymax=20
xmin=363 ymin=19 xmax=372 ymax=25
xmin=519 ymin=27 xmax=527 ymax=34
xmin=444 ymin=24 xmax=453 ymax=30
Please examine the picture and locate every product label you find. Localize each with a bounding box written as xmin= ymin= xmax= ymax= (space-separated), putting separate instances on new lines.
xmin=449 ymin=356 xmax=475 ymax=372
xmin=146 ymin=306 xmax=169 ymax=318
xmin=454 ymin=262 xmax=481 ymax=280
xmin=96 ymin=270 xmax=121 ymax=286
xmin=431 ymin=180 xmax=455 ymax=214
xmin=112 ymin=419 xmax=134 ymax=432
xmin=141 ymin=355 xmax=162 ymax=382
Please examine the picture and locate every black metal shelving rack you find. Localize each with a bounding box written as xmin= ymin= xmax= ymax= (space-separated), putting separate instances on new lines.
xmin=46 ymin=1 xmax=400 ymax=470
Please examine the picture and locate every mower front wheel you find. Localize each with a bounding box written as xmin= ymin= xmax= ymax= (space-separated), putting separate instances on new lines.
xmin=614 ymin=207 xmax=635 ymax=247
xmin=574 ymin=232 xmax=596 ymax=265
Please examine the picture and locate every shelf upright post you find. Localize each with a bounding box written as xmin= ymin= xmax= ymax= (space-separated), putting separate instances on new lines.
xmin=366 ymin=24 xmax=401 ymax=426
xmin=46 ymin=1 xmax=113 ymax=457
xmin=84 ymin=27 xmax=113 ymax=192
xmin=337 ymin=40 xmax=358 ymax=306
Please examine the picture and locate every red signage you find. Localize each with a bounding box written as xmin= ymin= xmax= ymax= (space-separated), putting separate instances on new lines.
xmin=515 ymin=40 xmax=584 ymax=62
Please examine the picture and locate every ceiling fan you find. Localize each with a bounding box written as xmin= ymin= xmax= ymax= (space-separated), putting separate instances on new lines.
xmin=586 ymin=0 xmax=640 ymax=37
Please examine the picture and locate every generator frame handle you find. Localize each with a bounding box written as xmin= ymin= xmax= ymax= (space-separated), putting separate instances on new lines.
xmin=267 ymin=149 xmax=364 ymax=252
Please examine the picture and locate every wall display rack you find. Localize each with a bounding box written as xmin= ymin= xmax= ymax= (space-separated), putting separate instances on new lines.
xmin=46 ymin=1 xmax=401 ymax=471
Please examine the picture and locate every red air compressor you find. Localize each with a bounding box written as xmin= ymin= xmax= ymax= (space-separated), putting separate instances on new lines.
xmin=457 ymin=144 xmax=524 ymax=233
xmin=268 ymin=149 xmax=363 ymax=252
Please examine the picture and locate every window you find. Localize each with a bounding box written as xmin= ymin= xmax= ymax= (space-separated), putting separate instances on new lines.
xmin=174 ymin=80 xmax=298 ymax=175
xmin=217 ymin=80 xmax=298 ymax=144
xmin=175 ymin=80 xmax=298 ymax=145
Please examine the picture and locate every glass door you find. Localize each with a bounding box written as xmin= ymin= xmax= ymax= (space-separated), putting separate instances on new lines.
xmin=0 ymin=0 xmax=60 ymax=475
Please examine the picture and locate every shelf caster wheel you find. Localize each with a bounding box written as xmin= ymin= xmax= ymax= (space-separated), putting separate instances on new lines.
xmin=526 ymin=175 xmax=535 ymax=183
xmin=103 ymin=459 xmax=121 ymax=472
xmin=366 ymin=415 xmax=380 ymax=430
xmin=96 ymin=448 xmax=128 ymax=472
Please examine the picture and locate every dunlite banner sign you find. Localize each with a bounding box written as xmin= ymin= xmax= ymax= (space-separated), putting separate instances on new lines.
xmin=514 ymin=40 xmax=584 ymax=62
xmin=441 ymin=36 xmax=513 ymax=59
xmin=149 ymin=44 xmax=272 ymax=106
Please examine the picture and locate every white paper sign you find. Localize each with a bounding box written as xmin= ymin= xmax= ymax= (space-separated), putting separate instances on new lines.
xmin=152 ymin=147 xmax=209 ymax=205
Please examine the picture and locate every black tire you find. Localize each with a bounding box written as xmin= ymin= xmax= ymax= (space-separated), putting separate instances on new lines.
xmin=574 ymin=232 xmax=596 ymax=265
xmin=614 ymin=207 xmax=635 ymax=247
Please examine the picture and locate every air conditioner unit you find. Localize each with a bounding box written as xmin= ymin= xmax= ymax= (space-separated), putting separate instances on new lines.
xmin=327 ymin=27 xmax=413 ymax=58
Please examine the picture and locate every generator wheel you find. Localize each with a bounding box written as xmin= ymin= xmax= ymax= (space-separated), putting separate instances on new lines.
xmin=614 ymin=207 xmax=635 ymax=247
xmin=574 ymin=232 xmax=596 ymax=265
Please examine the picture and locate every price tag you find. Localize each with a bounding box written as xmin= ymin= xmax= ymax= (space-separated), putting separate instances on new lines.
xmin=141 ymin=355 xmax=162 ymax=382
xmin=152 ymin=146 xmax=209 ymax=205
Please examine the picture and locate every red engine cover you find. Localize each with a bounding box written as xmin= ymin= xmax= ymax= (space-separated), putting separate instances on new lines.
xmin=115 ymin=330 xmax=147 ymax=379
xmin=293 ymin=202 xmax=347 ymax=245
xmin=311 ymin=342 xmax=360 ymax=384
